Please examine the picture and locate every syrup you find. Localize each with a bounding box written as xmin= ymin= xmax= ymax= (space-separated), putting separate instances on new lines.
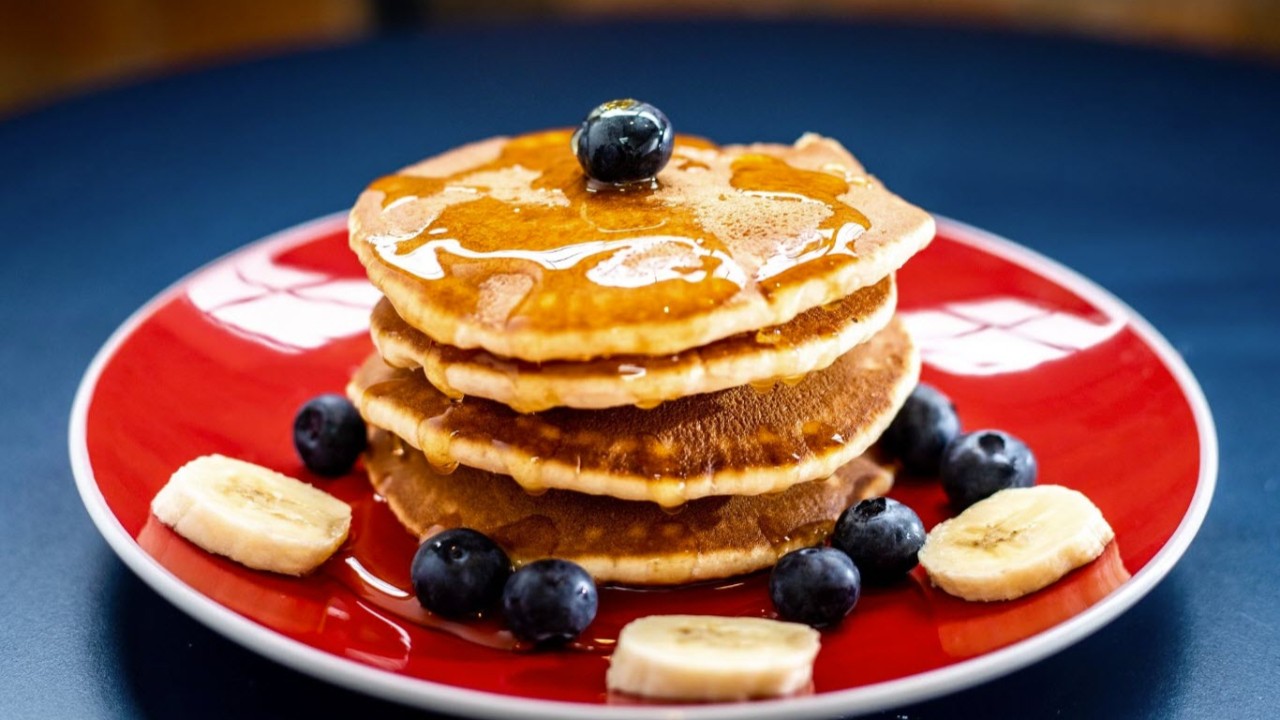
xmin=419 ymin=414 xmax=460 ymax=475
xmin=727 ymin=153 xmax=870 ymax=293
xmin=360 ymin=130 xmax=873 ymax=338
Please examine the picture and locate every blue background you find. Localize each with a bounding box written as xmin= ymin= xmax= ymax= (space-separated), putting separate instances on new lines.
xmin=1 ymin=21 xmax=1276 ymax=719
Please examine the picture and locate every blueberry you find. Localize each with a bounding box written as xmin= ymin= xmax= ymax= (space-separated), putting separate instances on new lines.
xmin=831 ymin=498 xmax=926 ymax=584
xmin=292 ymin=394 xmax=366 ymax=476
xmin=502 ymin=559 xmax=598 ymax=644
xmin=411 ymin=528 xmax=512 ymax=617
xmin=572 ymin=99 xmax=674 ymax=184
xmin=882 ymin=383 xmax=961 ymax=476
xmin=941 ymin=430 xmax=1037 ymax=509
xmin=769 ymin=547 xmax=861 ymax=628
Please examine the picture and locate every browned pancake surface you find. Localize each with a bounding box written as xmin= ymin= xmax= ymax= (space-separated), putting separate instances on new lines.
xmin=365 ymin=430 xmax=893 ymax=585
xmin=348 ymin=318 xmax=918 ymax=505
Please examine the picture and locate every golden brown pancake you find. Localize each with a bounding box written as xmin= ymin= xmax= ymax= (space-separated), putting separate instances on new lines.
xmin=347 ymin=318 xmax=919 ymax=506
xmin=371 ymin=275 xmax=896 ymax=412
xmin=349 ymin=131 xmax=933 ymax=361
xmin=365 ymin=429 xmax=893 ymax=585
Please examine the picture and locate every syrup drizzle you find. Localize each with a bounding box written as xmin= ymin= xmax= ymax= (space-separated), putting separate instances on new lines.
xmin=361 ymin=130 xmax=873 ymax=337
xmin=728 ymin=153 xmax=870 ymax=292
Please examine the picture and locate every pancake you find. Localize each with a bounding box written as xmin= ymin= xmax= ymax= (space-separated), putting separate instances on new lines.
xmin=371 ymin=275 xmax=897 ymax=412
xmin=365 ymin=429 xmax=894 ymax=585
xmin=349 ymin=131 xmax=933 ymax=362
xmin=347 ymin=318 xmax=919 ymax=506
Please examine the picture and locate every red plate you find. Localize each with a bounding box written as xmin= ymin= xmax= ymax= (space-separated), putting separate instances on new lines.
xmin=70 ymin=215 xmax=1215 ymax=719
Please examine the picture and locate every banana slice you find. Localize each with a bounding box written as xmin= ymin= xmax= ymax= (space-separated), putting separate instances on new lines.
xmin=606 ymin=615 xmax=820 ymax=701
xmin=918 ymin=484 xmax=1114 ymax=602
xmin=151 ymin=454 xmax=352 ymax=576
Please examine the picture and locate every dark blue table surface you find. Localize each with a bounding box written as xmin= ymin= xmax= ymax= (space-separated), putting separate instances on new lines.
xmin=2 ymin=20 xmax=1276 ymax=720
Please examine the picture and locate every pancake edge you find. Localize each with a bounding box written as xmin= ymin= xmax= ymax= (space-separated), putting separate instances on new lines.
xmin=347 ymin=327 xmax=920 ymax=507
xmin=373 ymin=276 xmax=898 ymax=412
xmin=364 ymin=433 xmax=896 ymax=586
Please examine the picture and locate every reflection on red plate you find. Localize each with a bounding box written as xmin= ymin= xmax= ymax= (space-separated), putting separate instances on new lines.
xmin=78 ymin=216 xmax=1206 ymax=708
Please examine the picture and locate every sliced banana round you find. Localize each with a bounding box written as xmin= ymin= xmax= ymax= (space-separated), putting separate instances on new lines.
xmin=151 ymin=454 xmax=352 ymax=576
xmin=606 ymin=615 xmax=820 ymax=701
xmin=918 ymin=484 xmax=1114 ymax=602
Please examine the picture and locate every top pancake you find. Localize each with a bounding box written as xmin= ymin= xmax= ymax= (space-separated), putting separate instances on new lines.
xmin=349 ymin=130 xmax=934 ymax=361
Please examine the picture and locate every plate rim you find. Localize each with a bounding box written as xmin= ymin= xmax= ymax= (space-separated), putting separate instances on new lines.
xmin=68 ymin=213 xmax=1218 ymax=720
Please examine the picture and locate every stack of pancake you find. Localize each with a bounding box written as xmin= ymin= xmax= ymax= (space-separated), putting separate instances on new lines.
xmin=345 ymin=130 xmax=934 ymax=585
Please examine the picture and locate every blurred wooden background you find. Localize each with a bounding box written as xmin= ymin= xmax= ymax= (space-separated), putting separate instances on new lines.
xmin=3 ymin=0 xmax=1278 ymax=116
